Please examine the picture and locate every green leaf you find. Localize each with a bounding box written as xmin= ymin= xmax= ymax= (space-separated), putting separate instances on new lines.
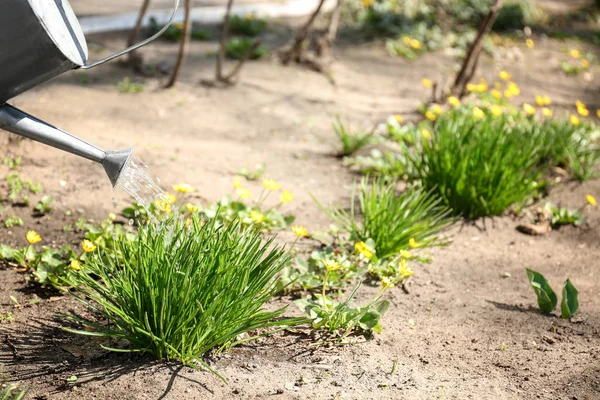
xmin=525 ymin=269 xmax=557 ymax=314
xmin=0 ymin=245 xmax=16 ymax=260
xmin=561 ymin=279 xmax=579 ymax=319
xmin=358 ymin=310 xmax=381 ymax=330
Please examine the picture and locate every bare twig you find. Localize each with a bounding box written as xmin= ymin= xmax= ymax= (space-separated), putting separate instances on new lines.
xmin=216 ymin=0 xmax=235 ymax=81
xmin=164 ymin=0 xmax=192 ymax=88
xmin=126 ymin=0 xmax=152 ymax=72
xmin=222 ymin=40 xmax=261 ymax=83
xmin=279 ymin=0 xmax=328 ymax=65
xmin=316 ymin=0 xmax=344 ymax=58
xmin=450 ymin=0 xmax=504 ymax=98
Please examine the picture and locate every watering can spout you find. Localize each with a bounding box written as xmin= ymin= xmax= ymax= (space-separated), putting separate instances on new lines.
xmin=0 ymin=103 xmax=132 ymax=187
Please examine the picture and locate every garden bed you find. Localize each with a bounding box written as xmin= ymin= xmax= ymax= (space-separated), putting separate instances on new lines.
xmin=1 ymin=20 xmax=599 ymax=399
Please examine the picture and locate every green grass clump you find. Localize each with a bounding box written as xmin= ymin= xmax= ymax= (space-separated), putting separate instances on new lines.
xmin=317 ymin=177 xmax=454 ymax=259
xmin=0 ymin=384 xmax=24 ymax=400
xmin=65 ymin=217 xmax=303 ymax=378
xmin=408 ymin=109 xmax=550 ymax=219
xmin=224 ymin=38 xmax=269 ymax=60
xmin=229 ymin=14 xmax=267 ymax=37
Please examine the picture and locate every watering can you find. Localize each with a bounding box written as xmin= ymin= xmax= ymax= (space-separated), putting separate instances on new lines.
xmin=0 ymin=0 xmax=179 ymax=186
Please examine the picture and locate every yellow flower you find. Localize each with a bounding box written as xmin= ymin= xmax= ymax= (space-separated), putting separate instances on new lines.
xmin=422 ymin=78 xmax=433 ymax=88
xmin=382 ymin=277 xmax=395 ymax=289
xmin=491 ymin=105 xmax=503 ymax=117
xmin=292 ymin=225 xmax=308 ymax=237
xmin=468 ymin=83 xmax=488 ymax=93
xmin=186 ymin=203 xmax=199 ymax=213
xmin=361 ymin=0 xmax=374 ymax=6
xmin=570 ymin=49 xmax=581 ymax=59
xmin=172 ymin=183 xmax=194 ymax=193
xmin=280 ymin=190 xmax=294 ymax=204
xmin=166 ymin=193 xmax=177 ymax=204
xmin=250 ymin=210 xmax=264 ymax=223
xmin=586 ymin=194 xmax=597 ymax=206
xmin=499 ymin=70 xmax=511 ymax=80
xmin=466 ymin=83 xmax=476 ymax=92
xmin=425 ymin=111 xmax=436 ymax=121
xmin=233 ymin=176 xmax=243 ymax=189
xmin=324 ymin=260 xmax=340 ymax=271
xmin=526 ymin=38 xmax=534 ymax=49
xmin=432 ymin=105 xmax=443 ymax=115
xmin=542 ymin=107 xmax=553 ymax=117
xmin=70 ymin=259 xmax=82 ymax=271
xmin=410 ymin=39 xmax=422 ymax=49
xmin=186 ymin=218 xmax=192 ymax=228
xmin=394 ymin=114 xmax=403 ymax=123
xmin=421 ymin=129 xmax=432 ymax=140
xmin=491 ymin=89 xmax=502 ymax=99
xmin=173 ymin=22 xmax=185 ymax=30
xmin=81 ymin=239 xmax=97 ymax=253
xmin=505 ymin=82 xmax=520 ymax=97
xmin=108 ymin=212 xmax=117 ymax=221
xmin=402 ymin=36 xmax=412 ymax=46
xmin=236 ymin=187 xmax=252 ymax=199
xmin=447 ymin=96 xmax=460 ymax=107
xmin=581 ymin=59 xmax=590 ymax=69
xmin=523 ymin=103 xmax=536 ymax=115
xmin=400 ymin=250 xmax=412 ymax=259
xmin=408 ymin=237 xmax=419 ymax=249
xmin=472 ymin=106 xmax=485 ymax=120
xmin=535 ymin=96 xmax=545 ymax=107
xmin=570 ymin=114 xmax=580 ymax=126
xmin=262 ymin=178 xmax=280 ymax=191
xmin=597 ymin=109 xmax=600 ymax=119
xmin=399 ymin=259 xmax=415 ymax=278
xmin=155 ymin=199 xmax=171 ymax=213
xmin=355 ymin=241 xmax=374 ymax=259
xmin=543 ymin=96 xmax=551 ymax=106
xmin=576 ymin=100 xmax=585 ymax=109
xmin=578 ymin=105 xmax=589 ymax=117
xmin=26 ymin=230 xmax=41 ymax=244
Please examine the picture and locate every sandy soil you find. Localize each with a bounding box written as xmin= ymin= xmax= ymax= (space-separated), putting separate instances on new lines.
xmin=1 ymin=20 xmax=600 ymax=400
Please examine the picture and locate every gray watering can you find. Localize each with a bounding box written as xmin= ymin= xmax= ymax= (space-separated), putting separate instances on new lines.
xmin=0 ymin=0 xmax=179 ymax=186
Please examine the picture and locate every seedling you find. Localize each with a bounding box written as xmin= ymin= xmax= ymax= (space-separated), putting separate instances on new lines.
xmin=4 ymin=216 xmax=23 ymax=228
xmin=333 ymin=118 xmax=374 ymax=157
xmin=116 ymin=77 xmax=144 ymax=94
xmin=525 ymin=269 xmax=579 ymax=318
xmin=224 ymin=38 xmax=269 ymax=60
xmin=35 ymin=195 xmax=53 ymax=214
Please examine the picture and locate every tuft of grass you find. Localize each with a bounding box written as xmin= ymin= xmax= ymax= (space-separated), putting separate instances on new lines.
xmin=333 ymin=119 xmax=374 ymax=157
xmin=224 ymin=38 xmax=269 ymax=60
xmin=116 ymin=77 xmax=144 ymax=93
xmin=0 ymin=384 xmax=25 ymax=400
xmin=407 ymin=108 xmax=559 ymax=219
xmin=64 ymin=216 xmax=304 ymax=379
xmin=316 ymin=177 xmax=454 ymax=259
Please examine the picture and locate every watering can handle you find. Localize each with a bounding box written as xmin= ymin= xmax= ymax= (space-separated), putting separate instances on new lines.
xmin=81 ymin=0 xmax=181 ymax=70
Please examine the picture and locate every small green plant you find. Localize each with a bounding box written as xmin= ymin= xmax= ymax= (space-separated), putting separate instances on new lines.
xmin=316 ymin=177 xmax=453 ymax=259
xmin=4 ymin=216 xmax=23 ymax=228
xmin=116 ymin=77 xmax=145 ymax=93
xmin=224 ymin=38 xmax=269 ymax=60
xmin=65 ymin=217 xmax=305 ymax=378
xmin=544 ymin=203 xmax=584 ymax=227
xmin=0 ymin=312 xmax=14 ymax=322
xmin=296 ymin=282 xmax=390 ymax=340
xmin=344 ymin=149 xmax=407 ymax=177
xmin=34 ymin=195 xmax=53 ymax=214
xmin=4 ymin=172 xmax=41 ymax=205
xmin=238 ymin=163 xmax=265 ymax=180
xmin=149 ymin=17 xmax=211 ymax=41
xmin=2 ymin=156 xmax=21 ymax=170
xmin=229 ymin=14 xmax=267 ymax=37
xmin=333 ymin=118 xmax=374 ymax=157
xmin=525 ymin=269 xmax=579 ymax=318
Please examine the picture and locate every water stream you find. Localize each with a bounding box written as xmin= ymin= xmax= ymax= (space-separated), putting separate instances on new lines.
xmin=116 ymin=156 xmax=168 ymax=215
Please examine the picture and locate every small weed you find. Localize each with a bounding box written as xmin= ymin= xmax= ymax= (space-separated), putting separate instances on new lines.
xmin=4 ymin=216 xmax=23 ymax=228
xmin=544 ymin=203 xmax=584 ymax=227
xmin=0 ymin=383 xmax=25 ymax=400
xmin=117 ymin=77 xmax=144 ymax=94
xmin=2 ymin=156 xmax=21 ymax=170
xmin=35 ymin=195 xmax=53 ymax=215
xmin=224 ymin=38 xmax=269 ymax=60
xmin=239 ymin=163 xmax=265 ymax=180
xmin=333 ymin=118 xmax=374 ymax=157
xmin=0 ymin=312 xmax=14 ymax=323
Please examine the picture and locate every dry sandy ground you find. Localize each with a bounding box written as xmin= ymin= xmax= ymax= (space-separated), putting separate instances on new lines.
xmin=0 ymin=25 xmax=599 ymax=400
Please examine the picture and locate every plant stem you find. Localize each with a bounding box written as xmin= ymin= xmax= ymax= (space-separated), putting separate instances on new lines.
xmin=322 ymin=271 xmax=330 ymax=310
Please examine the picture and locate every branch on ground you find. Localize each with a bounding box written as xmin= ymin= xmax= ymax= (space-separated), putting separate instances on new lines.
xmin=315 ymin=0 xmax=344 ymax=59
xmin=125 ymin=0 xmax=152 ymax=73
